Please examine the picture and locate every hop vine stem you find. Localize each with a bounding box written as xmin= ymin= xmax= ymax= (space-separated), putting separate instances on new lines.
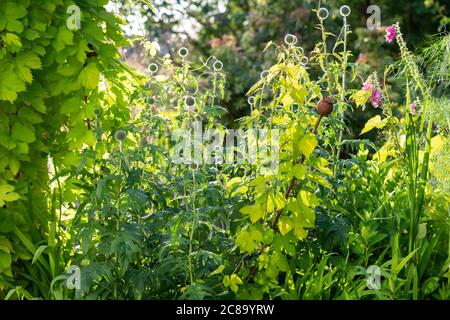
xmin=272 ymin=114 xmax=322 ymax=231
xmin=250 ymin=111 xmax=323 ymax=282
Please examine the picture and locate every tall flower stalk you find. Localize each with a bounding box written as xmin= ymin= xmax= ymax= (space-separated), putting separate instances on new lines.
xmin=335 ymin=8 xmax=351 ymax=171
xmin=392 ymin=23 xmax=433 ymax=256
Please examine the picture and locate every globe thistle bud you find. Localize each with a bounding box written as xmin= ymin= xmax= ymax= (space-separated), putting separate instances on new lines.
xmin=114 ymin=130 xmax=126 ymax=142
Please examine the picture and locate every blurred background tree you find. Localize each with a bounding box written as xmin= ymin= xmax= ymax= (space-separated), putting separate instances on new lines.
xmin=117 ymin=0 xmax=449 ymax=132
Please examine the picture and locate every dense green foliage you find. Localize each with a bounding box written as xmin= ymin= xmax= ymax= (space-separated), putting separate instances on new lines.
xmin=0 ymin=0 xmax=142 ymax=298
xmin=0 ymin=1 xmax=449 ymax=300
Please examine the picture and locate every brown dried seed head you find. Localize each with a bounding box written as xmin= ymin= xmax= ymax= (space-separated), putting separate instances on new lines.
xmin=316 ymin=97 xmax=334 ymax=116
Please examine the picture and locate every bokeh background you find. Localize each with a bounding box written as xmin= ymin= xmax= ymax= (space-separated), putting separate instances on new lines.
xmin=116 ymin=0 xmax=449 ymax=134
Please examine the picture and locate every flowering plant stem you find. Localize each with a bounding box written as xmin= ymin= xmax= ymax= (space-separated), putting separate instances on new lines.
xmin=336 ymin=16 xmax=349 ymax=168
xmin=393 ymin=24 xmax=433 ymax=261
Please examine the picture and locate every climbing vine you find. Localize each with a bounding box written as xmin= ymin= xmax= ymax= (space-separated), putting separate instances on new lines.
xmin=0 ymin=0 xmax=144 ymax=297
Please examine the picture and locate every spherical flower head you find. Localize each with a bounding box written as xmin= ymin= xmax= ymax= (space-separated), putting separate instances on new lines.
xmin=371 ymin=88 xmax=382 ymax=108
xmin=114 ymin=130 xmax=126 ymax=142
xmin=385 ymin=25 xmax=397 ymax=43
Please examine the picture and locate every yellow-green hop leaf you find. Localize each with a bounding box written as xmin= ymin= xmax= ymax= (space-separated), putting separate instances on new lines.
xmin=223 ymin=274 xmax=243 ymax=293
xmin=53 ymin=27 xmax=74 ymax=52
xmin=298 ymin=133 xmax=318 ymax=158
xmin=292 ymin=164 xmax=306 ymax=179
xmin=268 ymin=193 xmax=286 ymax=212
xmin=9 ymin=157 xmax=20 ymax=176
xmin=240 ymin=204 xmax=264 ymax=223
xmin=0 ymin=251 xmax=12 ymax=271
xmin=0 ymin=236 xmax=13 ymax=254
xmin=12 ymin=122 xmax=35 ymax=143
xmin=1 ymin=3 xmax=27 ymax=33
xmin=2 ymin=33 xmax=22 ymax=52
xmin=209 ymin=265 xmax=225 ymax=277
xmin=0 ymin=184 xmax=20 ymax=206
xmin=60 ymin=97 xmax=82 ymax=114
xmin=235 ymin=229 xmax=263 ymax=253
xmin=360 ymin=115 xmax=388 ymax=135
xmin=278 ymin=216 xmax=294 ymax=236
xmin=15 ymin=52 xmax=42 ymax=83
xmin=77 ymin=63 xmax=100 ymax=89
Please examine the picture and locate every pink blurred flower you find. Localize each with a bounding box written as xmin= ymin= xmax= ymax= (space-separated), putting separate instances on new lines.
xmin=363 ymin=79 xmax=372 ymax=91
xmin=222 ymin=35 xmax=237 ymax=47
xmin=385 ymin=25 xmax=396 ymax=43
xmin=362 ymin=78 xmax=382 ymax=108
xmin=410 ymin=102 xmax=417 ymax=113
xmin=209 ymin=38 xmax=223 ymax=48
xmin=371 ymin=88 xmax=382 ymax=108
xmin=356 ymin=53 xmax=369 ymax=66
xmin=209 ymin=35 xmax=237 ymax=48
